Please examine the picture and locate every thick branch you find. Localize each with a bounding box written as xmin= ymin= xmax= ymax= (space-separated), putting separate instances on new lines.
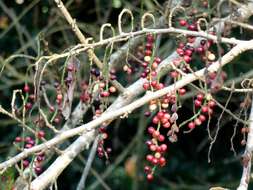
xmin=237 ymin=97 xmax=253 ymax=190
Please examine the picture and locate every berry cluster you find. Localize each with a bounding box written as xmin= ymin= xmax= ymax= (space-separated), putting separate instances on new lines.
xmin=97 ymin=127 xmax=112 ymax=159
xmin=187 ymin=94 xmax=216 ymax=130
xmin=14 ymin=136 xmax=45 ymax=175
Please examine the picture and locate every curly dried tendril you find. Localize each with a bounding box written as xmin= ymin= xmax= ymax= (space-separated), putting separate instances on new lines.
xmin=11 ymin=90 xmax=24 ymax=118
xmin=100 ymin=23 xmax=115 ymax=41
xmin=197 ymin=18 xmax=209 ymax=32
xmin=168 ymin=6 xmax=185 ymax=28
xmin=118 ymin=8 xmax=134 ymax=34
xmin=141 ymin=12 xmax=156 ymax=29
xmin=241 ymin=79 xmax=253 ymax=89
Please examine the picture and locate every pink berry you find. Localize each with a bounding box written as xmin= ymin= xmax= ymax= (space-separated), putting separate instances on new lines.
xmin=160 ymin=144 xmax=167 ymax=152
xmin=194 ymin=100 xmax=202 ymax=107
xmin=147 ymin=173 xmax=154 ymax=181
xmin=199 ymin=114 xmax=206 ymax=122
xmin=188 ymin=122 xmax=195 ymax=129
xmin=146 ymin=154 xmax=153 ymax=162
xmin=23 ymin=84 xmax=30 ymax=93
xmin=15 ymin=136 xmax=22 ymax=143
xmin=148 ymin=127 xmax=155 ymax=134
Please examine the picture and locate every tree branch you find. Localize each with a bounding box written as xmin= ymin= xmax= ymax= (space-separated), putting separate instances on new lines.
xmin=237 ymin=96 xmax=253 ymax=190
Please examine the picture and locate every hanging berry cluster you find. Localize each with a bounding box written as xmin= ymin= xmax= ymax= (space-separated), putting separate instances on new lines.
xmin=186 ymin=93 xmax=216 ymax=130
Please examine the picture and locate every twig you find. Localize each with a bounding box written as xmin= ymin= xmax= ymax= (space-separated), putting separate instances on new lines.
xmin=76 ymin=135 xmax=100 ymax=190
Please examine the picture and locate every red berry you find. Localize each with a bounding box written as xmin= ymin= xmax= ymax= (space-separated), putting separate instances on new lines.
xmin=159 ymin=157 xmax=166 ymax=167
xmin=194 ymin=118 xmax=202 ymax=126
xmin=199 ymin=114 xmax=206 ymax=122
xmin=98 ymin=152 xmax=104 ymax=158
xmin=148 ymin=127 xmax=155 ymax=134
xmin=150 ymin=144 xmax=157 ymax=151
xmin=176 ymin=48 xmax=184 ymax=56
xmin=158 ymin=134 xmax=165 ymax=142
xmin=183 ymin=55 xmax=191 ymax=63
xmin=179 ymin=19 xmax=187 ymax=26
xmin=156 ymin=83 xmax=164 ymax=90
xmin=196 ymin=46 xmax=204 ymax=53
xmin=101 ymin=91 xmax=110 ymax=97
xmin=188 ymin=24 xmax=197 ymax=31
xmin=157 ymin=111 xmax=164 ymax=119
xmin=152 ymin=62 xmax=158 ymax=69
xmin=106 ymin=147 xmax=112 ymax=153
xmin=36 ymin=155 xmax=44 ymax=162
xmin=152 ymin=130 xmax=160 ymax=138
xmin=201 ymin=106 xmax=208 ymax=113
xmin=170 ymin=71 xmax=178 ymax=78
xmin=147 ymin=34 xmax=154 ymax=43
xmin=37 ymin=130 xmax=45 ymax=139
xmin=23 ymin=84 xmax=30 ymax=93
xmin=146 ymin=43 xmax=152 ymax=50
xmin=147 ymin=173 xmax=154 ymax=181
xmin=143 ymin=82 xmax=150 ymax=90
xmin=188 ymin=122 xmax=195 ymax=129
xmin=56 ymin=94 xmax=63 ymax=101
xmin=15 ymin=136 xmax=22 ymax=143
xmin=161 ymin=117 xmax=168 ymax=124
xmin=152 ymin=157 xmax=159 ymax=165
xmin=145 ymin=49 xmax=152 ymax=56
xmin=154 ymin=57 xmax=161 ymax=64
xmin=156 ymin=146 xmax=162 ymax=152
xmin=160 ymin=144 xmax=167 ymax=152
xmin=25 ymin=102 xmax=33 ymax=110
xmin=146 ymin=140 xmax=152 ymax=146
xmin=197 ymin=94 xmax=204 ymax=101
xmin=97 ymin=146 xmax=103 ymax=152
xmin=194 ymin=100 xmax=202 ymax=107
xmin=35 ymin=166 xmax=42 ymax=174
xmin=23 ymin=160 xmax=29 ymax=168
xmin=144 ymin=166 xmax=151 ymax=173
xmin=151 ymin=81 xmax=157 ymax=88
xmin=208 ymin=108 xmax=213 ymax=115
xmin=109 ymin=86 xmax=116 ymax=93
xmin=25 ymin=143 xmax=33 ymax=149
xmin=187 ymin=36 xmax=196 ymax=43
xmin=179 ymin=88 xmax=186 ymax=96
xmin=185 ymin=49 xmax=193 ymax=56
xmin=208 ymin=100 xmax=216 ymax=108
xmin=152 ymin=116 xmax=159 ymax=124
xmin=25 ymin=136 xmax=32 ymax=142
xmin=163 ymin=122 xmax=171 ymax=128
xmin=146 ymin=154 xmax=153 ymax=162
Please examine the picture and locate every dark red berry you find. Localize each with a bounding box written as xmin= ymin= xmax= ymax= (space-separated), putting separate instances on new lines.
xmin=197 ymin=94 xmax=204 ymax=101
xmin=143 ymin=82 xmax=150 ymax=90
xmin=23 ymin=160 xmax=29 ymax=168
xmin=144 ymin=166 xmax=151 ymax=173
xmin=37 ymin=130 xmax=45 ymax=139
